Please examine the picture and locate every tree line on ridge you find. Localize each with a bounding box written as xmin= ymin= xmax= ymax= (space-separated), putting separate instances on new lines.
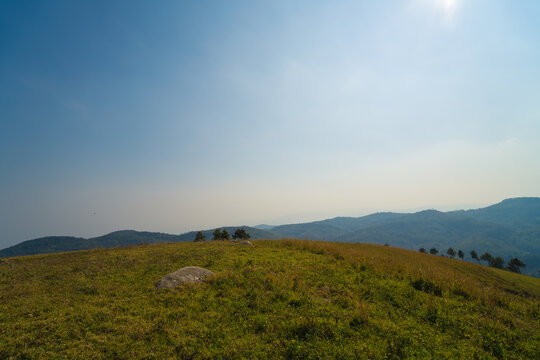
xmin=418 ymin=247 xmax=526 ymax=274
xmin=193 ymin=228 xmax=251 ymax=242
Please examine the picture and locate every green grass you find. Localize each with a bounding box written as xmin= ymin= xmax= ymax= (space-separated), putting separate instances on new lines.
xmin=1 ymin=240 xmax=539 ymax=359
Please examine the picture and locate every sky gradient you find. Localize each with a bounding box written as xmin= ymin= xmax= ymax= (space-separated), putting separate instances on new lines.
xmin=1 ymin=0 xmax=540 ymax=248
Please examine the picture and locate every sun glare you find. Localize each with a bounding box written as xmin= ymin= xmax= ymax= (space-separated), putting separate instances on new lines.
xmin=436 ymin=0 xmax=459 ymax=17
xmin=440 ymin=0 xmax=457 ymax=10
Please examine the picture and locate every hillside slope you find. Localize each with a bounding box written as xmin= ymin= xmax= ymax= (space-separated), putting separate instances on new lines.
xmin=335 ymin=210 xmax=514 ymax=251
xmin=268 ymin=199 xmax=540 ymax=276
xmin=0 ymin=240 xmax=538 ymax=359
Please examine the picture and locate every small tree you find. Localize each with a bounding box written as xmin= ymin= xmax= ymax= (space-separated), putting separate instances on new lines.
xmin=221 ymin=229 xmax=231 ymax=241
xmin=506 ymin=258 xmax=525 ymax=273
xmin=419 ymin=248 xmax=426 ymax=253
xmin=429 ymin=248 xmax=439 ymax=255
xmin=233 ymin=228 xmax=251 ymax=240
xmin=212 ymin=229 xmax=222 ymax=241
xmin=470 ymin=250 xmax=479 ymax=263
xmin=458 ymin=250 xmax=464 ymax=260
xmin=480 ymin=252 xmax=492 ymax=265
xmin=447 ymin=248 xmax=456 ymax=258
xmin=194 ymin=231 xmax=206 ymax=242
xmin=489 ymin=256 xmax=505 ymax=269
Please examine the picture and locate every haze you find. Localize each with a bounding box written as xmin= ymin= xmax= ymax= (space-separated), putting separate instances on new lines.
xmin=1 ymin=0 xmax=540 ymax=248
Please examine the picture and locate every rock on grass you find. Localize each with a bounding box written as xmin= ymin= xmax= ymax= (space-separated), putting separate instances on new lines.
xmin=155 ymin=266 xmax=214 ymax=289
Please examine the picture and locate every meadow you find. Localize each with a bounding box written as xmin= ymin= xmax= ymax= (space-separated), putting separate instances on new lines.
xmin=1 ymin=240 xmax=539 ymax=359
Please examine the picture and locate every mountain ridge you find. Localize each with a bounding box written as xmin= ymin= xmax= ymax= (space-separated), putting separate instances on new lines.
xmin=0 ymin=226 xmax=277 ymax=258
xmin=2 ymin=197 xmax=539 ymax=276
xmin=269 ymin=197 xmax=540 ymax=276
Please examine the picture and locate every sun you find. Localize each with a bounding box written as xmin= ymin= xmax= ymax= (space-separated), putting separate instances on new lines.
xmin=416 ymin=0 xmax=462 ymax=20
xmin=437 ymin=0 xmax=459 ymax=16
xmin=440 ymin=0 xmax=457 ymax=9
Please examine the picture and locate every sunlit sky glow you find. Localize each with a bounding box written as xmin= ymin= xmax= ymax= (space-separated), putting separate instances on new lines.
xmin=1 ymin=0 xmax=540 ymax=247
xmin=438 ymin=0 xmax=458 ymax=13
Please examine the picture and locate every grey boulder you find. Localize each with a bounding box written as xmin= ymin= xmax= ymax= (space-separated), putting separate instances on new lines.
xmin=155 ymin=266 xmax=214 ymax=289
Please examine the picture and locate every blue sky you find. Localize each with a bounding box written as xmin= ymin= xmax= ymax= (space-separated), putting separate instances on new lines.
xmin=1 ymin=0 xmax=540 ymax=247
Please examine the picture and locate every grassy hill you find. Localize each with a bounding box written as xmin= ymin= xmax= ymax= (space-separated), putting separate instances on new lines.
xmin=1 ymin=240 xmax=539 ymax=359
xmin=268 ymin=198 xmax=540 ymax=277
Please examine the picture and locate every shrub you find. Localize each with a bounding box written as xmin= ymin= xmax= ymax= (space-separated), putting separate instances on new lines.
xmin=411 ymin=278 xmax=442 ymax=296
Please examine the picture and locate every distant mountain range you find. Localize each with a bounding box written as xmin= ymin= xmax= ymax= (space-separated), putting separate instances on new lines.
xmin=0 ymin=226 xmax=279 ymax=259
xmin=266 ymin=197 xmax=540 ymax=276
xmin=1 ymin=197 xmax=539 ymax=276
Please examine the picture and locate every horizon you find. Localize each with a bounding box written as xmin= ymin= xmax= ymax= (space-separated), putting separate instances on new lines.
xmin=2 ymin=196 xmax=537 ymax=246
xmin=2 ymin=1 xmax=540 ymax=248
